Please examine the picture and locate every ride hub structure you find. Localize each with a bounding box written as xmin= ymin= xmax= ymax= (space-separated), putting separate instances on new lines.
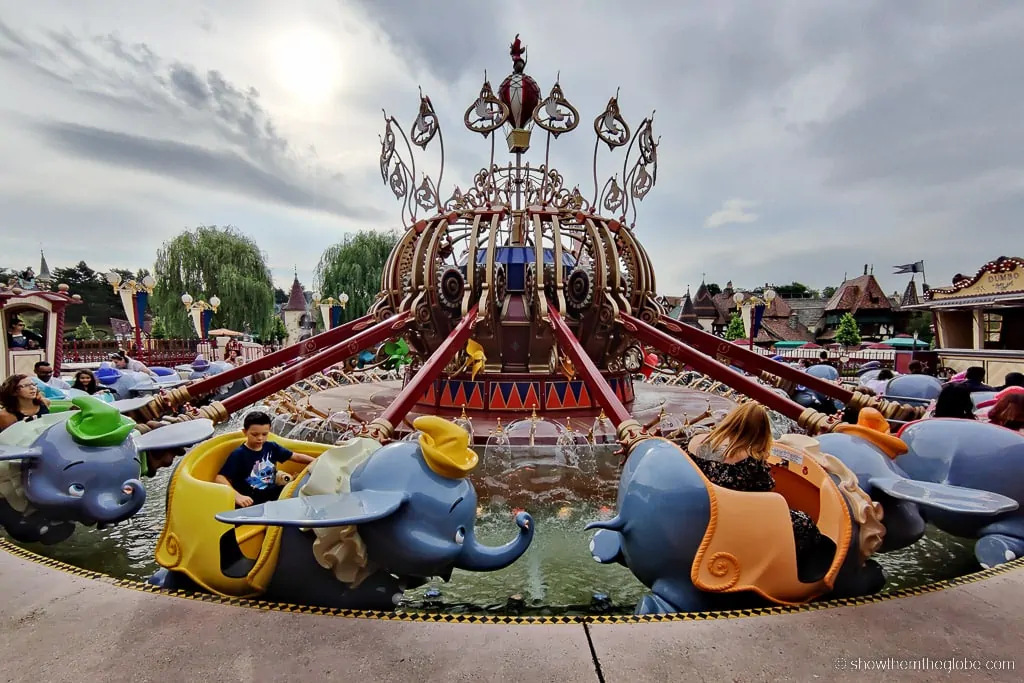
xmin=143 ymin=35 xmax=926 ymax=447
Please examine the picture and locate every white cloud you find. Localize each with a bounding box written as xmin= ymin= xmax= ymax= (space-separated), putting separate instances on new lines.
xmin=704 ymin=199 xmax=760 ymax=228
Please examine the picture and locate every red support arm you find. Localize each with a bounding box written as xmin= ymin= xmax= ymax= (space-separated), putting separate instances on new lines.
xmin=189 ymin=313 xmax=378 ymax=398
xmin=656 ymin=315 xmax=854 ymax=403
xmin=547 ymin=304 xmax=633 ymax=427
xmin=367 ymin=305 xmax=480 ymax=440
xmin=622 ymin=314 xmax=835 ymax=433
xmin=194 ymin=312 xmax=411 ymax=423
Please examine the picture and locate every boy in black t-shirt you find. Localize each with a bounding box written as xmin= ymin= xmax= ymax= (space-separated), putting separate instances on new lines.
xmin=215 ymin=411 xmax=314 ymax=508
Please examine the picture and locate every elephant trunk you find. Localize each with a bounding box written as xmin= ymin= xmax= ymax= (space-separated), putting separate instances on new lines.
xmin=83 ymin=479 xmax=147 ymax=524
xmin=455 ymin=511 xmax=534 ymax=572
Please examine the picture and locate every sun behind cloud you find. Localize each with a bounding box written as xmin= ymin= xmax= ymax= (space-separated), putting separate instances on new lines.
xmin=271 ymin=26 xmax=343 ymax=107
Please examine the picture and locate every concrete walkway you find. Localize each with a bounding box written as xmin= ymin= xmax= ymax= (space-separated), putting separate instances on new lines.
xmin=1 ymin=547 xmax=1021 ymax=682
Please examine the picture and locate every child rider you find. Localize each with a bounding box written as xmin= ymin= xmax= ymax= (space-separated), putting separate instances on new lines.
xmin=215 ymin=411 xmax=314 ymax=508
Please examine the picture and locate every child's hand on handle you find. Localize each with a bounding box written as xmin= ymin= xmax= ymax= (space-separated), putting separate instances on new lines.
xmin=235 ymin=493 xmax=254 ymax=508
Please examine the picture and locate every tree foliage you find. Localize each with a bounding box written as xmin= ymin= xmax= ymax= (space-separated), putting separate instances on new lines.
xmin=724 ymin=313 xmax=746 ymax=340
xmin=821 ymin=286 xmax=838 ymax=299
xmin=74 ymin=316 xmax=95 ymax=340
xmin=152 ymin=225 xmax=275 ymax=339
xmin=706 ymin=282 xmax=722 ymax=297
xmin=774 ymin=282 xmax=819 ymax=299
xmin=314 ymin=230 xmax=399 ymax=326
xmin=150 ymin=317 xmax=168 ymax=339
xmin=835 ymin=312 xmax=862 ymax=347
xmin=269 ymin=316 xmax=288 ymax=342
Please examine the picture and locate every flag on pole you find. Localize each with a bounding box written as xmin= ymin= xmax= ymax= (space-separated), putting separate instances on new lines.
xmin=893 ymin=261 xmax=924 ymax=274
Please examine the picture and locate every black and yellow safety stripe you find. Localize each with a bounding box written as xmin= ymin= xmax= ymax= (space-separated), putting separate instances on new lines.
xmin=2 ymin=538 xmax=1021 ymax=625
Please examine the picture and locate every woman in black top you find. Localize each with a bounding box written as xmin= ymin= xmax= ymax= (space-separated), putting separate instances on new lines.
xmin=0 ymin=374 xmax=50 ymax=432
xmin=689 ymin=402 xmax=824 ymax=554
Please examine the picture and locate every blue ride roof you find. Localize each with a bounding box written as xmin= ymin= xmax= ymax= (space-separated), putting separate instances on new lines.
xmin=474 ymin=246 xmax=577 ymax=268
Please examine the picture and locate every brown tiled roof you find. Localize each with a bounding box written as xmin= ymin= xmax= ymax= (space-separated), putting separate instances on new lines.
xmin=693 ymin=282 xmax=719 ymax=317
xmin=824 ymin=274 xmax=892 ymax=313
xmin=283 ymin=276 xmax=308 ymax=312
xmin=759 ymin=318 xmax=817 ymax=343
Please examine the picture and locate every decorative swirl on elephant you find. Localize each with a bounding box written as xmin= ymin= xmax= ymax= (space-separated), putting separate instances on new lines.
xmin=464 ymin=77 xmax=509 ymax=136
xmin=564 ymin=267 xmax=593 ymax=311
xmin=163 ymin=532 xmax=182 ymax=568
xmin=533 ymin=81 xmax=580 ymax=137
xmin=706 ymin=552 xmax=740 ymax=589
xmin=437 ymin=268 xmax=465 ymax=311
xmin=809 ymin=448 xmax=886 ymax=564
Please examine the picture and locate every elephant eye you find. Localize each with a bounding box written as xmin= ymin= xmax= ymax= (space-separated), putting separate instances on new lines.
xmin=68 ymin=483 xmax=85 ymax=497
xmin=454 ymin=527 xmax=466 ymax=545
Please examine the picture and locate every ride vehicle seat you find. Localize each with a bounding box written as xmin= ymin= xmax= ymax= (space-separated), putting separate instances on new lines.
xmin=153 ymin=431 xmax=327 ymax=598
xmin=685 ymin=435 xmax=850 ymax=605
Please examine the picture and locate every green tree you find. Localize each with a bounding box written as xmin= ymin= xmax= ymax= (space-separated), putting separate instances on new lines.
xmin=152 ymin=225 xmax=276 ymax=339
xmin=835 ymin=312 xmax=862 ymax=347
xmin=274 ymin=287 xmax=288 ymax=305
xmin=74 ymin=316 xmax=95 ymax=340
xmin=706 ymin=282 xmax=722 ymax=296
xmin=905 ymin=312 xmax=934 ymax=344
xmin=270 ymin=316 xmax=288 ymax=342
xmin=314 ymin=230 xmax=399 ymax=325
xmin=724 ymin=313 xmax=746 ymax=340
xmin=821 ymin=286 xmax=838 ymax=299
xmin=150 ymin=317 xmax=168 ymax=339
xmin=773 ymin=282 xmax=819 ymax=299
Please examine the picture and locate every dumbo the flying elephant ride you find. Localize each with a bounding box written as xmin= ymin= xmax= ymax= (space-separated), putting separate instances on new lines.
xmin=0 ymin=396 xmax=214 ymax=545
xmin=583 ymin=404 xmax=1018 ymax=616
xmin=814 ymin=409 xmax=1019 ymax=565
xmin=148 ymin=415 xmax=535 ymax=611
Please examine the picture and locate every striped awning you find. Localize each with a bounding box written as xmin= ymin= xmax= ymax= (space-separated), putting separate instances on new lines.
xmin=905 ymin=292 xmax=1024 ymax=310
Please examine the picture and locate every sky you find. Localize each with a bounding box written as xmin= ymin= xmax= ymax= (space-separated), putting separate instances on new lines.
xmin=1 ymin=0 xmax=1022 ymax=298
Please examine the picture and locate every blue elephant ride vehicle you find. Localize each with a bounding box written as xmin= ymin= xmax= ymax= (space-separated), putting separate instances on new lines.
xmin=0 ymin=395 xmax=213 ymax=544
xmin=586 ymin=433 xmax=892 ymax=615
xmin=148 ymin=415 xmax=536 ymax=611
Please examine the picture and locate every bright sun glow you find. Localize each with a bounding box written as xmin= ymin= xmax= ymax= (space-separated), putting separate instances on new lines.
xmin=272 ymin=28 xmax=342 ymax=106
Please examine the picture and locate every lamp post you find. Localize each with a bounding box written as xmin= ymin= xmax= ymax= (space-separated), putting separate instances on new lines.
xmin=106 ymin=271 xmax=156 ymax=358
xmin=313 ymin=291 xmax=349 ymax=331
xmin=181 ymin=292 xmax=221 ymax=339
xmin=733 ymin=288 xmax=777 ymax=352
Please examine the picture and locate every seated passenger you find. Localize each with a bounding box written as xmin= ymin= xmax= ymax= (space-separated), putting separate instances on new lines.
xmin=986 ymin=392 xmax=1024 ymax=433
xmin=689 ymin=402 xmax=825 ymax=555
xmin=930 ymin=382 xmax=976 ymax=419
xmin=215 ymin=411 xmax=314 ymax=508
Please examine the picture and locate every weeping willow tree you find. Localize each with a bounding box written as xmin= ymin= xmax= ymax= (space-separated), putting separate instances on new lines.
xmin=314 ymin=230 xmax=399 ymax=327
xmin=152 ymin=225 xmax=276 ymax=339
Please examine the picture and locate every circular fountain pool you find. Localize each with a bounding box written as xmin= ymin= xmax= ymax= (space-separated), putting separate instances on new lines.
xmin=0 ymin=419 xmax=983 ymax=616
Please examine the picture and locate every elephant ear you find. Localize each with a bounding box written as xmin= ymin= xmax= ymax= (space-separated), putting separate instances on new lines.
xmin=870 ymin=476 xmax=1019 ymax=515
xmin=214 ymin=491 xmax=409 ymax=528
xmin=110 ymin=397 xmax=154 ymax=414
xmin=135 ymin=419 xmax=215 ymax=451
xmin=0 ymin=446 xmax=42 ymax=462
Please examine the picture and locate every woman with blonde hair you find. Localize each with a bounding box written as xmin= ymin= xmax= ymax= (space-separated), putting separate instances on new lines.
xmin=689 ymin=402 xmax=824 ymax=554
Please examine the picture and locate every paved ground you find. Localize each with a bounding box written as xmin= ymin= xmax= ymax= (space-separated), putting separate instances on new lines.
xmin=1 ymin=547 xmax=1021 ymax=682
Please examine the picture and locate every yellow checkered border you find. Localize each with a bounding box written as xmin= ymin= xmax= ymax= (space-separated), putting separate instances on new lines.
xmin=2 ymin=537 xmax=1021 ymax=624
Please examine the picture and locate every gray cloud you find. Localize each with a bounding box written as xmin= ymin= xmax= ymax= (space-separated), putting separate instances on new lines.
xmin=343 ymin=0 xmax=503 ymax=83
xmin=0 ymin=18 xmax=371 ymax=218
xmin=34 ymin=120 xmax=379 ymax=220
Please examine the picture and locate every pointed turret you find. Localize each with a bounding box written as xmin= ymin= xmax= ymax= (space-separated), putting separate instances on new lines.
xmin=283 ymin=272 xmax=307 ymax=312
xmin=37 ymin=250 xmax=52 ymax=285
xmin=900 ymin=278 xmax=919 ymax=308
